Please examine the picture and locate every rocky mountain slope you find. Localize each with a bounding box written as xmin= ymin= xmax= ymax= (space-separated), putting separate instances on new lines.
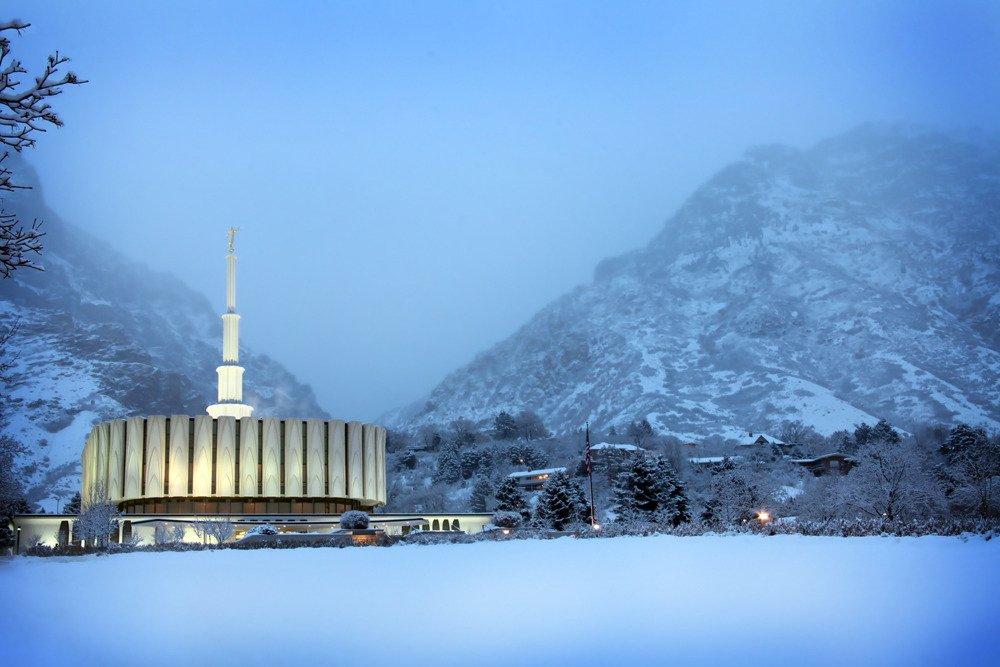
xmin=388 ymin=126 xmax=1000 ymax=439
xmin=0 ymin=157 xmax=326 ymax=510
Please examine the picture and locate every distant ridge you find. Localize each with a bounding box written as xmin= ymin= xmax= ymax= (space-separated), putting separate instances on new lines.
xmin=386 ymin=125 xmax=1000 ymax=438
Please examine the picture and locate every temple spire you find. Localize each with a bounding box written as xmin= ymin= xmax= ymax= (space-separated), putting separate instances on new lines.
xmin=207 ymin=228 xmax=254 ymax=419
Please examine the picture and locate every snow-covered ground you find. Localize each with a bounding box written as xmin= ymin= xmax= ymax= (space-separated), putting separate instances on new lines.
xmin=2 ymin=535 xmax=997 ymax=666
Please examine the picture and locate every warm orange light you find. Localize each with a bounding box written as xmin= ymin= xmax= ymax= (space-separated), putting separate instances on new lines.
xmin=756 ymin=511 xmax=771 ymax=524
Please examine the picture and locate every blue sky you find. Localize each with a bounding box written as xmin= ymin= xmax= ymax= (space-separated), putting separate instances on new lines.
xmin=7 ymin=1 xmax=1000 ymax=418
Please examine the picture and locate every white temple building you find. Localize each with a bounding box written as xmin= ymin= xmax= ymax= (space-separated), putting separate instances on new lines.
xmin=9 ymin=230 xmax=490 ymax=552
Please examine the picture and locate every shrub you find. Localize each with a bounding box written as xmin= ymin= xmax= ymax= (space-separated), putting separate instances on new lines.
xmin=245 ymin=524 xmax=279 ymax=537
xmin=492 ymin=510 xmax=522 ymax=529
xmin=340 ymin=510 xmax=370 ymax=530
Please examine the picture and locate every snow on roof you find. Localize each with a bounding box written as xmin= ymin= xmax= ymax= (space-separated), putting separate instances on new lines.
xmin=687 ymin=455 xmax=743 ymax=464
xmin=737 ymin=432 xmax=785 ymax=446
xmin=590 ymin=442 xmax=643 ymax=452
xmin=507 ymin=467 xmax=566 ymax=479
xmin=790 ymin=453 xmax=856 ymax=464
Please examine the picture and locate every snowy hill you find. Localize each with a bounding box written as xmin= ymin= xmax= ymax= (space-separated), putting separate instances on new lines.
xmin=0 ymin=156 xmax=326 ymax=510
xmin=388 ymin=126 xmax=1000 ymax=438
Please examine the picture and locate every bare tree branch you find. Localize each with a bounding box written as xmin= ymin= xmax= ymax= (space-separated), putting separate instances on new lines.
xmin=0 ymin=210 xmax=43 ymax=277
xmin=0 ymin=316 xmax=19 ymax=382
xmin=0 ymin=18 xmax=85 ymax=278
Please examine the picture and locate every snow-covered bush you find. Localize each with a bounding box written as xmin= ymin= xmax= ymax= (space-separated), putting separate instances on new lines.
xmin=153 ymin=522 xmax=186 ymax=545
xmin=340 ymin=510 xmax=370 ymax=530
xmin=192 ymin=518 xmax=236 ymax=546
xmin=245 ymin=524 xmax=279 ymax=537
xmin=491 ymin=510 xmax=522 ymax=529
xmin=74 ymin=484 xmax=121 ymax=548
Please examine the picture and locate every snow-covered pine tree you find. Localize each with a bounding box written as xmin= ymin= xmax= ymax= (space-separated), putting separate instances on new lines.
xmin=535 ymin=471 xmax=589 ymax=530
xmin=613 ymin=454 xmax=690 ymax=526
xmin=494 ymin=476 xmax=531 ymax=521
xmin=941 ymin=423 xmax=988 ymax=461
xmin=661 ymin=459 xmax=691 ymax=526
xmin=469 ymin=475 xmax=494 ymax=512
xmin=63 ymin=491 xmax=81 ymax=515
xmin=853 ymin=422 xmax=874 ymax=449
xmin=870 ymin=418 xmax=902 ymax=445
xmin=493 ymin=411 xmax=518 ymax=440
xmin=434 ymin=440 xmax=462 ymax=484
xmin=941 ymin=424 xmax=999 ymax=518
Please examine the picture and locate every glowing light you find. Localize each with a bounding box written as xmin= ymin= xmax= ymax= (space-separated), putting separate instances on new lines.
xmin=756 ymin=511 xmax=771 ymax=524
xmin=592 ymin=523 xmax=602 ymax=531
xmin=501 ymin=529 xmax=511 ymax=535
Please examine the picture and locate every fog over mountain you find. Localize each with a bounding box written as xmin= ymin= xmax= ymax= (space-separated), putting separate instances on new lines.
xmin=0 ymin=156 xmax=325 ymax=509
xmin=3 ymin=125 xmax=999 ymax=510
xmin=386 ymin=125 xmax=1000 ymax=439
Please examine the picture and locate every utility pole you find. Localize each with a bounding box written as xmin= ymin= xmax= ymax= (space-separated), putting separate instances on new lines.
xmin=585 ymin=422 xmax=598 ymax=529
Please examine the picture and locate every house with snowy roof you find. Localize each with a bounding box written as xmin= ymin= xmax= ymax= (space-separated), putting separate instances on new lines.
xmin=737 ymin=432 xmax=785 ymax=448
xmin=791 ymin=453 xmax=856 ymax=476
xmin=508 ymin=467 xmax=567 ymax=491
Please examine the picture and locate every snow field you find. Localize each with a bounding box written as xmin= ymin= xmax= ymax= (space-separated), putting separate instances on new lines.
xmin=1 ymin=534 xmax=997 ymax=666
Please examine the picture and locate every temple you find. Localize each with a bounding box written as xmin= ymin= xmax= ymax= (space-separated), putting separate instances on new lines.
xmin=9 ymin=230 xmax=490 ymax=552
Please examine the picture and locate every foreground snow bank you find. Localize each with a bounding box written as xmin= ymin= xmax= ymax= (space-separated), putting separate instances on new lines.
xmin=2 ymin=535 xmax=997 ymax=666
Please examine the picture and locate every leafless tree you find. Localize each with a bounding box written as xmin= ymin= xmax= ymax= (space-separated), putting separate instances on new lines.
xmin=153 ymin=521 xmax=187 ymax=545
xmin=74 ymin=483 xmax=121 ymax=548
xmin=0 ymin=18 xmax=86 ymax=278
xmin=948 ymin=432 xmax=1000 ymax=519
xmin=839 ymin=439 xmax=945 ymax=522
xmin=193 ymin=517 xmax=236 ymax=546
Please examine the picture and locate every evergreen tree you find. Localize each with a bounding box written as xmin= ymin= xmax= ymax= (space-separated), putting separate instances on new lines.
xmin=535 ymin=471 xmax=589 ymax=530
xmin=663 ymin=462 xmax=691 ymax=526
xmin=460 ymin=449 xmax=485 ymax=479
xmin=493 ymin=476 xmax=531 ymax=522
xmin=508 ymin=443 xmax=547 ymax=470
xmin=64 ymin=492 xmax=81 ymax=515
xmin=493 ymin=411 xmax=518 ymax=440
xmin=941 ymin=423 xmax=987 ymax=461
xmin=469 ymin=475 xmax=494 ymax=512
xmin=853 ymin=422 xmax=874 ymax=449
xmin=613 ymin=454 xmax=689 ymax=526
xmin=870 ymin=418 xmax=902 ymax=445
xmin=434 ymin=440 xmax=462 ymax=484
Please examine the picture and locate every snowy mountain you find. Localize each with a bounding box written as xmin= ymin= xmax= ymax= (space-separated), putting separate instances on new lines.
xmin=0 ymin=156 xmax=326 ymax=510
xmin=388 ymin=126 xmax=1000 ymax=439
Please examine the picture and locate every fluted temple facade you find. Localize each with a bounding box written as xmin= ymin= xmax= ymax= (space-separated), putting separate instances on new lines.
xmin=80 ymin=416 xmax=387 ymax=513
